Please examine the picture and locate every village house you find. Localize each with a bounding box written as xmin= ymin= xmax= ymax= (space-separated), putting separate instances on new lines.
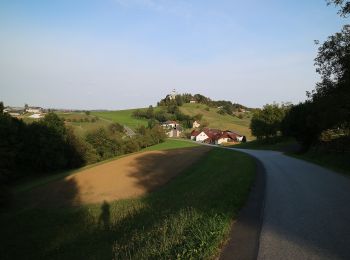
xmin=161 ymin=120 xmax=182 ymax=138
xmin=192 ymin=120 xmax=200 ymax=128
xmin=190 ymin=100 xmax=197 ymax=104
xmin=191 ymin=128 xmax=244 ymax=144
xmin=5 ymin=107 xmax=25 ymax=116
xmin=161 ymin=120 xmax=180 ymax=129
xmin=26 ymin=107 xmax=43 ymax=113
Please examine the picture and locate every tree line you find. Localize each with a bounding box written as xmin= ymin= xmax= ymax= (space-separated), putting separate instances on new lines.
xmin=250 ymin=1 xmax=349 ymax=151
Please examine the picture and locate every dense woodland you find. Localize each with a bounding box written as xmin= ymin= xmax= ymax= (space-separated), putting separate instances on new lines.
xmin=0 ymin=108 xmax=166 ymax=207
xmin=250 ymin=1 xmax=349 ymax=152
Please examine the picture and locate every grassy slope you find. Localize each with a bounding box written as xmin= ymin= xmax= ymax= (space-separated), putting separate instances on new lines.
xmin=288 ymin=151 xmax=350 ymax=175
xmin=0 ymin=148 xmax=255 ymax=259
xmin=92 ymin=109 xmax=149 ymax=129
xmin=58 ymin=112 xmax=112 ymax=137
xmin=180 ymin=103 xmax=253 ymax=140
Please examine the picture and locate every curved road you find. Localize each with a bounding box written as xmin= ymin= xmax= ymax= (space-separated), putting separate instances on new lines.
xmin=230 ymin=148 xmax=350 ymax=260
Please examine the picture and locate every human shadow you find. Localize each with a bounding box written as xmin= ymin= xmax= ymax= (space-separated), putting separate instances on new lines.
xmin=98 ymin=200 xmax=110 ymax=230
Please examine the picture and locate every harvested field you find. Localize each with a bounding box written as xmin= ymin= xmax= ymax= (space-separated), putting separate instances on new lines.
xmin=25 ymin=146 xmax=212 ymax=207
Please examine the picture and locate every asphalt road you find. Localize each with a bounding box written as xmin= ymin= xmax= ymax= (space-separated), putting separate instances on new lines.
xmin=231 ymin=148 xmax=350 ymax=260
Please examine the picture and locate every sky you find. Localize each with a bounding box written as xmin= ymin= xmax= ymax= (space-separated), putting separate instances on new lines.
xmin=0 ymin=0 xmax=347 ymax=109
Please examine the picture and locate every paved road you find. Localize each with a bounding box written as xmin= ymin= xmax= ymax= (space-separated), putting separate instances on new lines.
xmin=230 ymin=148 xmax=350 ymax=260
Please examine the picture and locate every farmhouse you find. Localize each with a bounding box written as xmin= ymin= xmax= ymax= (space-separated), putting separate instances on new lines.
xmin=29 ymin=113 xmax=43 ymax=119
xmin=191 ymin=128 xmax=244 ymax=144
xmin=190 ymin=100 xmax=197 ymax=104
xmin=190 ymin=130 xmax=201 ymax=140
xmin=26 ymin=107 xmax=43 ymax=113
xmin=161 ymin=120 xmax=182 ymax=138
xmin=161 ymin=120 xmax=180 ymax=129
xmin=5 ymin=107 xmax=25 ymax=116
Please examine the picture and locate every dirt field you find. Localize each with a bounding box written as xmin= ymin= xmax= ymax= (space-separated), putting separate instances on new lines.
xmin=25 ymin=146 xmax=212 ymax=207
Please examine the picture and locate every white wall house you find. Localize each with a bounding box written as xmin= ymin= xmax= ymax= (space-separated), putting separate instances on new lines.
xmin=196 ymin=131 xmax=209 ymax=142
xmin=215 ymin=137 xmax=230 ymax=145
xmin=192 ymin=121 xmax=200 ymax=128
xmin=27 ymin=107 xmax=43 ymax=113
xmin=161 ymin=121 xmax=179 ymax=129
xmin=29 ymin=114 xmax=43 ymax=119
xmin=190 ymin=100 xmax=197 ymax=103
xmin=167 ymin=129 xmax=181 ymax=138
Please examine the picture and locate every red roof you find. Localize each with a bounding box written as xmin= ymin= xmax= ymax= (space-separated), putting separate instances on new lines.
xmin=191 ymin=130 xmax=200 ymax=137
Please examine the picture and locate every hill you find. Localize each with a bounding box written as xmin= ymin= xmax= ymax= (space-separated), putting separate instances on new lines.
xmin=179 ymin=103 xmax=253 ymax=139
xmin=90 ymin=104 xmax=253 ymax=139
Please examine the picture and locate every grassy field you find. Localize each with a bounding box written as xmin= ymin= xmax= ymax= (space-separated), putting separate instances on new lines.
xmin=57 ymin=112 xmax=112 ymax=137
xmin=92 ymin=109 xmax=149 ymax=129
xmin=1 ymin=148 xmax=256 ymax=259
xmin=180 ymin=103 xmax=253 ymax=140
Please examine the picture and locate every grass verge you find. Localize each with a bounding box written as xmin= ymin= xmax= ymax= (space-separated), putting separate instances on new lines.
xmin=287 ymin=150 xmax=350 ymax=175
xmin=0 ymin=148 xmax=256 ymax=259
xmin=231 ymin=137 xmax=297 ymax=151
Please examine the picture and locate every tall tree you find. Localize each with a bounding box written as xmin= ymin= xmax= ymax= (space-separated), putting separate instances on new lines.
xmin=327 ymin=0 xmax=350 ymax=17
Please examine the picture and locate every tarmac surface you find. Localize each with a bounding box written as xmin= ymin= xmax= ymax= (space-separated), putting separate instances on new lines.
xmin=227 ymin=148 xmax=350 ymax=260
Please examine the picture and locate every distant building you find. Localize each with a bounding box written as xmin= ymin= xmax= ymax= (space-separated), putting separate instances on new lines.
xmin=190 ymin=100 xmax=197 ymax=104
xmin=192 ymin=120 xmax=201 ymax=128
xmin=167 ymin=129 xmax=182 ymax=138
xmin=191 ymin=128 xmax=244 ymax=144
xmin=29 ymin=113 xmax=43 ymax=119
xmin=161 ymin=120 xmax=182 ymax=138
xmin=5 ymin=107 xmax=25 ymax=116
xmin=26 ymin=107 xmax=43 ymax=113
xmin=161 ymin=120 xmax=180 ymax=129
xmin=169 ymin=89 xmax=177 ymax=100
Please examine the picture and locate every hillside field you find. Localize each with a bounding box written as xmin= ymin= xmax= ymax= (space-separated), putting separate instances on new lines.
xmin=92 ymin=104 xmax=253 ymax=139
xmin=92 ymin=109 xmax=149 ymax=129
xmin=1 ymin=148 xmax=256 ymax=259
xmin=180 ymin=103 xmax=253 ymax=139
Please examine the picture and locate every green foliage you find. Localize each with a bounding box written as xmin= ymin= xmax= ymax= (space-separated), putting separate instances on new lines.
xmin=86 ymin=128 xmax=122 ymax=160
xmin=283 ymin=22 xmax=350 ymax=150
xmin=250 ymin=104 xmax=287 ymax=140
xmin=0 ymin=102 xmax=4 ymax=114
xmin=108 ymin=122 xmax=124 ymax=134
xmin=0 ymin=112 xmax=86 ymax=188
xmin=327 ymin=0 xmax=350 ymax=17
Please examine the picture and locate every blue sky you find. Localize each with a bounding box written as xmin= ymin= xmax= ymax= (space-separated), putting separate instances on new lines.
xmin=0 ymin=0 xmax=346 ymax=109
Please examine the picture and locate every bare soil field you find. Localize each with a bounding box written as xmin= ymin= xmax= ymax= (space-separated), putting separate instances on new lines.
xmin=24 ymin=146 xmax=212 ymax=207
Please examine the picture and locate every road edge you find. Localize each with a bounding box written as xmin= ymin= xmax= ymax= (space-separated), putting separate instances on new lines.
xmin=219 ymin=157 xmax=266 ymax=260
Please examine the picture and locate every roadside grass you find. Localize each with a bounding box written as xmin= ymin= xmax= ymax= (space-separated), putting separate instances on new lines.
xmin=231 ymin=137 xmax=297 ymax=151
xmin=180 ymin=103 xmax=253 ymax=140
xmin=233 ymin=137 xmax=350 ymax=175
xmin=12 ymin=139 xmax=199 ymax=194
xmin=142 ymin=138 xmax=199 ymax=151
xmin=0 ymin=148 xmax=256 ymax=259
xmin=287 ymin=150 xmax=350 ymax=175
xmin=92 ymin=109 xmax=149 ymax=129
